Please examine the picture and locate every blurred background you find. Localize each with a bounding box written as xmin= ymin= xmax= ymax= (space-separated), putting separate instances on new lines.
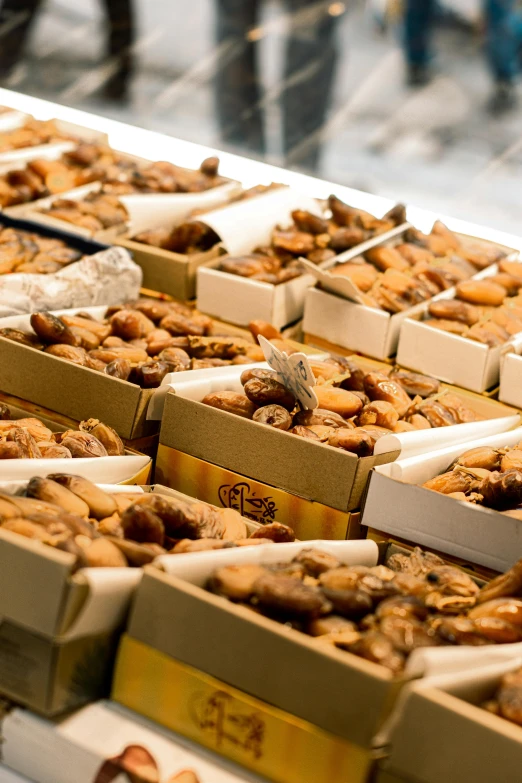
xmin=1 ymin=0 xmax=521 ymax=234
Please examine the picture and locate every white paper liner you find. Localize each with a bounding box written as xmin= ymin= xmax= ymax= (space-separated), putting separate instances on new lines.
xmin=121 ymin=179 xmax=242 ymax=235
xmin=0 ymin=110 xmax=30 ymax=132
xmin=0 ymin=454 xmax=150 ymax=483
xmin=157 ymin=539 xmax=379 ymax=585
xmin=196 ymin=186 xmax=322 ymax=257
xmin=2 ymin=701 xmax=260 ymax=783
xmin=0 ymin=246 xmax=142 ymax=317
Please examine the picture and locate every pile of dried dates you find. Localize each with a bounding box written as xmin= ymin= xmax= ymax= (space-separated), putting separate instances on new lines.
xmin=208 ymin=545 xmax=522 ymax=673
xmin=39 ymin=156 xmax=227 ymax=235
xmin=424 ymin=259 xmax=522 ymax=347
xmin=423 ymin=442 xmax=522 ymax=517
xmin=330 ymin=221 xmax=507 ymax=313
xmin=0 ymin=406 xmax=125 ymax=459
xmin=215 ymin=198 xmax=405 ymax=285
xmin=203 ymin=357 xmax=482 ymax=456
xmin=0 ymin=226 xmax=86 ymax=275
xmin=0 ymin=475 xmax=295 ymax=567
xmin=0 ymin=117 xmax=73 ymax=153
xmin=0 ymin=302 xmax=279 ymax=388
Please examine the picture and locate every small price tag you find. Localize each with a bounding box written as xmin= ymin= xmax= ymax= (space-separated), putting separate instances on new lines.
xmin=258 ymin=336 xmax=318 ymax=410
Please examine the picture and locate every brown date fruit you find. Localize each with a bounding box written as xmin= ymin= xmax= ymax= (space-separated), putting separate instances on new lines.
xmin=210 ymin=564 xmax=268 ymax=601
xmin=79 ymin=418 xmax=125 ymax=456
xmin=69 ymin=327 xmax=100 ymax=351
xmin=240 ymin=368 xmax=277 ymax=386
xmin=158 ymin=346 xmax=191 ymax=369
xmin=0 ymin=327 xmax=43 ymax=349
xmin=289 ymin=425 xmax=321 ymax=440
xmin=221 ymin=256 xmax=267 ymax=278
xmin=363 ymin=372 xmax=411 ymax=416
xmin=7 ymin=427 xmax=41 ymax=458
xmin=0 ymin=441 xmax=22 ymax=458
xmin=331 ymin=262 xmax=378 ymax=292
xmin=160 ymin=312 xmax=207 ymax=336
xmin=314 ymin=386 xmax=363 ymax=418
xmin=423 ymin=470 xmax=482 ymax=495
xmin=456 ymin=280 xmax=506 ymax=307
xmin=30 ymin=312 xmax=78 ymax=345
xmin=110 ymin=310 xmax=154 ymax=340
xmin=479 ymin=470 xmax=522 ymax=510
xmin=366 ymin=246 xmax=410 ymax=272
xmin=425 ymin=319 xmax=469 ymax=336
xmin=389 ymin=368 xmax=440 ymax=398
xmin=250 ymin=522 xmax=295 ymax=543
xmin=202 ymin=391 xmax=257 ymax=419
xmin=291 ymin=210 xmax=329 ymax=235
xmin=244 ymin=377 xmax=295 ymax=411
xmin=38 ymin=443 xmax=72 ymax=458
xmin=0 ymin=403 xmax=11 ymax=420
xmin=293 ymin=408 xmax=347 ymax=429
xmin=293 ymin=548 xmax=342 ymax=576
xmin=253 ymin=572 xmax=332 ymax=618
xmin=61 ymin=431 xmax=108 ymax=458
xmin=44 ymin=344 xmax=88 ymax=366
xmin=121 ymin=504 xmax=165 ymax=545
xmin=329 ymin=227 xmax=366 ymax=251
xmin=418 ymin=399 xmax=457 ymax=427
xmin=201 ymin=155 xmax=220 ymax=176
xmin=104 ymin=358 xmax=132 ymax=380
xmin=253 ymin=404 xmax=293 ymax=430
xmin=328 ymin=428 xmax=375 ymax=456
xmin=428 ymin=299 xmax=480 ymax=325
xmin=358 ymin=400 xmax=399 ymax=430
xmin=321 ymin=587 xmax=373 ymax=619
xmin=134 ymin=360 xmax=171 ymax=388
xmin=457 ymin=447 xmax=503 ymax=471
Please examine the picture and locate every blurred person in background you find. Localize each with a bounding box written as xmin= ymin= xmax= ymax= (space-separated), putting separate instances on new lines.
xmin=404 ymin=0 xmax=522 ymax=112
xmin=215 ymin=0 xmax=343 ymax=171
xmin=0 ymin=0 xmax=135 ymax=100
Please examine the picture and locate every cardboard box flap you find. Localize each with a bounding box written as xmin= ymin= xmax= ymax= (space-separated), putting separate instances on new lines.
xmin=128 ymin=565 xmax=399 ymax=746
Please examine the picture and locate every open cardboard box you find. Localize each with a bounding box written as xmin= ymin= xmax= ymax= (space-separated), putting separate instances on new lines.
xmin=0 ymin=482 xmax=282 ymax=716
xmin=397 ymin=263 xmax=522 ymax=393
xmin=380 ymin=658 xmax=522 ymax=783
xmin=362 ymin=425 xmax=522 ymax=573
xmin=112 ymin=539 xmax=522 ymax=783
xmin=302 ymin=231 xmax=518 ymax=361
xmin=1 ymin=700 xmax=266 ymax=783
xmin=197 ymin=191 xmax=406 ymax=330
xmin=0 ymin=119 xmax=108 ymax=174
xmin=154 ymin=362 xmax=519 ymax=539
xmin=1 ymin=398 xmax=151 ymax=484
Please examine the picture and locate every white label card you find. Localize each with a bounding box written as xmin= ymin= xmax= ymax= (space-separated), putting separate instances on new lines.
xmin=258 ymin=335 xmax=318 ymax=410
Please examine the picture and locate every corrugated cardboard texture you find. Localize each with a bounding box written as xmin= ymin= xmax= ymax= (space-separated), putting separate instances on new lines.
xmin=155 ymin=444 xmax=358 ymax=539
xmin=159 ymin=393 xmax=397 ymax=511
xmin=113 ymin=635 xmax=372 ymax=783
xmin=116 ymin=237 xmax=221 ymax=300
xmin=0 ymin=622 xmax=117 ymax=716
xmin=0 ymin=338 xmax=156 ymax=439
xmin=124 ymin=567 xmax=401 ymax=748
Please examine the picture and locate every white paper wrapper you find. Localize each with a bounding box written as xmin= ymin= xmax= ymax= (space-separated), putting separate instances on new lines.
xmin=121 ymin=179 xmax=242 ymax=235
xmin=0 ymin=246 xmax=142 ymax=317
xmin=198 ymin=186 xmax=322 ymax=257
xmin=0 ymin=454 xmax=150 ymax=483
xmin=0 ymin=110 xmax=30 ymax=132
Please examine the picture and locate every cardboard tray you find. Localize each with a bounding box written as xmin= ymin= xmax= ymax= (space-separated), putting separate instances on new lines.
xmin=396 ymin=263 xmax=522 ymax=393
xmin=381 ymin=659 xmax=522 ymax=783
xmin=0 ymin=399 xmax=151 ymax=484
xmin=361 ymin=426 xmax=522 ymax=573
xmin=0 ymin=700 xmax=266 ymax=783
xmin=302 ymin=231 xmax=518 ymax=361
xmin=113 ymin=539 xmax=396 ymax=783
xmin=155 ymin=360 xmax=519 ymax=515
xmin=0 ymin=483 xmax=269 ymax=642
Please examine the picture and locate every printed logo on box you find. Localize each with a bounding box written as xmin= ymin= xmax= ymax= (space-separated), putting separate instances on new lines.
xmin=190 ymin=690 xmax=265 ymax=760
xmin=218 ymin=482 xmax=278 ymax=522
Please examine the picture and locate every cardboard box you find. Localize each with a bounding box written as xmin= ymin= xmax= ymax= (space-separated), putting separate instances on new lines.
xmin=1 ymin=700 xmax=270 ymax=783
xmin=0 ymin=622 xmax=118 ymax=717
xmin=381 ymin=659 xmax=522 ymax=783
xmin=499 ymin=349 xmax=522 ymax=409
xmin=396 ymin=263 xmax=522 ymax=393
xmin=0 ymin=394 xmax=152 ymax=484
xmin=362 ymin=425 xmax=522 ymax=573
xmin=302 ymin=232 xmax=518 ymax=361
xmin=113 ymin=539 xmax=394 ymax=783
xmin=0 ymin=764 xmax=32 ymax=783
xmin=154 ymin=362 xmax=519 ymax=534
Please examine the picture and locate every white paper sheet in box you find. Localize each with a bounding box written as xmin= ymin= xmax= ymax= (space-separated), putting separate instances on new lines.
xmin=396 ymin=263 xmax=522 ymax=393
xmin=362 ymin=426 xmax=522 ymax=572
xmin=1 ymin=701 xmax=262 ymax=783
xmin=196 ymin=187 xmax=325 ymax=329
xmin=500 ymin=349 xmax=522 ymax=408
